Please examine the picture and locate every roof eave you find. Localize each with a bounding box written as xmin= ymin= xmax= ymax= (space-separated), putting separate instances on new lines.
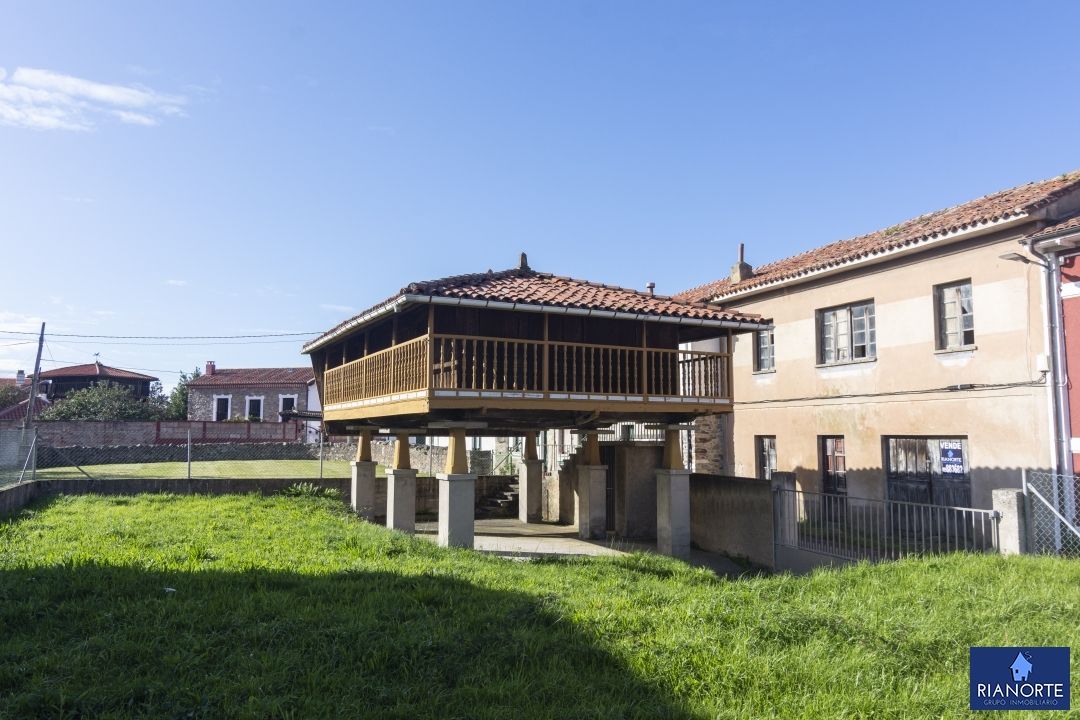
xmin=1033 ymin=229 xmax=1080 ymax=254
xmin=703 ymin=213 xmax=1032 ymax=304
xmin=303 ymin=293 xmax=769 ymax=352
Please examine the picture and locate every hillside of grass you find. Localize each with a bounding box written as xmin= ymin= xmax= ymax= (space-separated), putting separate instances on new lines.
xmin=0 ymin=494 xmax=1075 ymax=719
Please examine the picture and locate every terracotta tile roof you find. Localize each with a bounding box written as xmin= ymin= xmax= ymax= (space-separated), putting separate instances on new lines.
xmin=677 ymin=169 xmax=1080 ymax=303
xmin=38 ymin=362 xmax=157 ymax=382
xmin=187 ymin=367 xmax=315 ymax=387
xmin=0 ymin=396 xmax=50 ymax=421
xmin=1028 ymin=213 xmax=1080 ymax=243
xmin=304 ymin=264 xmax=764 ymax=352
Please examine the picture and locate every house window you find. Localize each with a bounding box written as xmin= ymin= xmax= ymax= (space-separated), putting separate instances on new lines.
xmin=754 ymin=329 xmax=775 ymax=372
xmin=820 ymin=436 xmax=847 ymax=495
xmin=755 ymin=435 xmax=777 ymax=480
xmin=213 ymin=396 xmax=231 ymax=422
xmin=279 ymin=394 xmax=297 ymax=421
xmin=884 ymin=436 xmax=970 ymax=506
xmin=818 ymin=301 xmax=876 ymax=364
xmin=935 ymin=280 xmax=974 ymax=350
xmin=245 ymin=396 xmax=263 ymax=422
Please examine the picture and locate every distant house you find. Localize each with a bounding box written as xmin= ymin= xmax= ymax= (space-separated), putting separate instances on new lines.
xmin=36 ymin=362 xmax=158 ymax=401
xmin=0 ymin=372 xmax=51 ymax=421
xmin=186 ymin=361 xmax=315 ymax=422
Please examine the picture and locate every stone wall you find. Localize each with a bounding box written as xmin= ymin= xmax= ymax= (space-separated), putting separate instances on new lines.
xmin=692 ymin=415 xmax=730 ymax=475
xmin=364 ymin=474 xmax=516 ymax=518
xmin=689 ymin=473 xmax=774 ymax=568
xmin=320 ymin=439 xmax=449 ymax=473
xmin=36 ymin=442 xmax=319 ymax=469
xmin=1 ymin=420 xmax=306 ymax=447
xmin=187 ymin=384 xmax=310 ymax=422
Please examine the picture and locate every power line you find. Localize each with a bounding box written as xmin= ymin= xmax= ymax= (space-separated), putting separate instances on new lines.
xmin=41 ymin=338 xmax=312 ymax=347
xmin=0 ymin=329 xmax=320 ymax=339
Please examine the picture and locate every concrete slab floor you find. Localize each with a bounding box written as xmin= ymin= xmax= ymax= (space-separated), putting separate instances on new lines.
xmin=414 ymin=518 xmax=748 ymax=578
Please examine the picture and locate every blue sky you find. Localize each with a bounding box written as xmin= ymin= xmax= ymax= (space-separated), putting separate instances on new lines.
xmin=2 ymin=1 xmax=1079 ymax=388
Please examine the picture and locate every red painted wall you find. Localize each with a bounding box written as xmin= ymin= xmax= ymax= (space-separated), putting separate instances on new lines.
xmin=1059 ymin=254 xmax=1080 ymax=469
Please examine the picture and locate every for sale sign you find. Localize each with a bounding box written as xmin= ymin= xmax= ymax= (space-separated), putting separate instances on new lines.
xmin=940 ymin=439 xmax=965 ymax=475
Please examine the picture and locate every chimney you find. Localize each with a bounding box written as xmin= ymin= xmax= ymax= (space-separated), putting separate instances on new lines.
xmin=15 ymin=370 xmax=25 ymax=387
xmin=730 ymin=243 xmax=754 ymax=284
xmin=646 ymin=282 xmax=656 ymax=296
xmin=206 ymin=361 xmax=216 ymax=376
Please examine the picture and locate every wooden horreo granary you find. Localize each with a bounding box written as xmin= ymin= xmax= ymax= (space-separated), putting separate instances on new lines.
xmin=303 ymin=255 xmax=769 ymax=553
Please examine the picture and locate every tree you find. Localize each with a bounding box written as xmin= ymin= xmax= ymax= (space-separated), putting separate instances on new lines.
xmin=163 ymin=367 xmax=202 ymax=421
xmin=0 ymin=385 xmax=22 ymax=411
xmin=38 ymin=383 xmax=162 ymax=421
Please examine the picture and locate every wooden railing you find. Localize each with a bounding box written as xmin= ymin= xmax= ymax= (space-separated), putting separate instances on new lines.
xmin=324 ymin=333 xmax=731 ymax=406
xmin=324 ymin=335 xmax=429 ymax=406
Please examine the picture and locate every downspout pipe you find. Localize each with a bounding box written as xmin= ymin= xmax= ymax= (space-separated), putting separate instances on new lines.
xmin=1027 ymin=240 xmax=1072 ymax=476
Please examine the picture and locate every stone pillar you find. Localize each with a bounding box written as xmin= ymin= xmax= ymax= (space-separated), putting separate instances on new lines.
xmin=386 ymin=432 xmax=415 ymax=533
xmin=519 ymin=432 xmax=542 ymax=523
xmin=350 ymin=430 xmax=377 ymax=520
xmin=438 ymin=473 xmax=476 ymax=547
xmin=577 ymin=464 xmax=608 ymax=539
xmin=385 ymin=468 xmax=416 ymax=533
xmin=657 ymin=426 xmax=691 ymax=558
xmin=993 ymin=488 xmax=1028 ymax=556
xmin=438 ymin=428 xmax=476 ymax=548
xmin=656 ymin=469 xmax=691 ymax=558
xmin=351 ymin=463 xmax=378 ymax=520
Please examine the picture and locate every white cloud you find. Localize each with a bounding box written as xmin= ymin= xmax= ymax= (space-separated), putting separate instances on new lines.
xmin=320 ymin=303 xmax=356 ymax=313
xmin=0 ymin=66 xmax=186 ymax=131
xmin=165 ymin=279 xmax=188 ymax=287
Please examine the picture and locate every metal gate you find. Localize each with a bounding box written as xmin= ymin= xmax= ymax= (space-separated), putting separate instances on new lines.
xmin=774 ymin=487 xmax=1000 ymax=563
xmin=1023 ymin=470 xmax=1080 ymax=556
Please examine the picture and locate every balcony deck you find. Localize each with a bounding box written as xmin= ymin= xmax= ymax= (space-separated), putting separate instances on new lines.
xmin=321 ymin=333 xmax=732 ymax=427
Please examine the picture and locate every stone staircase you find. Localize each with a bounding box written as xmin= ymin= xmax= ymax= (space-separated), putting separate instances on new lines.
xmin=477 ymin=480 xmax=519 ymax=518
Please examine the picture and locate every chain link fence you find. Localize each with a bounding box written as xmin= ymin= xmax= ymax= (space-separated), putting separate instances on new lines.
xmin=0 ymin=427 xmax=37 ymax=489
xmin=1025 ymin=470 xmax=1080 ymax=557
xmin=30 ymin=432 xmax=353 ymax=482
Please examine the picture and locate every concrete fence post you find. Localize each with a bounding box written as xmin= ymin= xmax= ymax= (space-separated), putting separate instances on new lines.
xmin=992 ymin=488 xmax=1028 ymax=555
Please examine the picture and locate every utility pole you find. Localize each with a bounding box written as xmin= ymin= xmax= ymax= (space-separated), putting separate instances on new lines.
xmin=23 ymin=323 xmax=45 ymax=429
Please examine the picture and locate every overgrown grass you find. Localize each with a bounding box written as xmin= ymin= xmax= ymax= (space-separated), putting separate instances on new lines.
xmin=0 ymin=494 xmax=1075 ymax=719
xmin=33 ymin=459 xmax=388 ymax=480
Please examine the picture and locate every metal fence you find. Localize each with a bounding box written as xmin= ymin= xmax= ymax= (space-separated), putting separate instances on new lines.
xmin=23 ymin=430 xmax=345 ymax=482
xmin=1024 ymin=471 xmax=1080 ymax=557
xmin=774 ymin=487 xmax=1000 ymax=562
xmin=0 ymin=427 xmax=37 ymax=489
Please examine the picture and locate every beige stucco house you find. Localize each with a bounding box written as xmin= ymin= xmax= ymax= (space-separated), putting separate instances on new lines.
xmin=678 ymin=169 xmax=1080 ymax=510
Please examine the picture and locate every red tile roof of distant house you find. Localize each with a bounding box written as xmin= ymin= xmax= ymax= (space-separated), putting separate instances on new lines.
xmin=187 ymin=367 xmax=315 ymax=387
xmin=304 ymin=261 xmax=766 ymax=352
xmin=0 ymin=396 xmax=50 ymax=421
xmin=37 ymin=362 xmax=157 ymax=381
xmin=677 ymin=169 xmax=1080 ymax=303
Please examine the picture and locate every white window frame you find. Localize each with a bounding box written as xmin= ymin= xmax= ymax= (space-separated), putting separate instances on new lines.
xmin=245 ymin=395 xmax=265 ymax=422
xmin=817 ymin=300 xmax=876 ymax=365
xmin=278 ymin=394 xmax=299 ymax=422
xmin=755 ymin=435 xmax=777 ymax=480
xmin=935 ymin=280 xmax=975 ymax=350
xmin=212 ymin=394 xmax=232 ymax=422
xmin=753 ymin=328 xmax=775 ymax=372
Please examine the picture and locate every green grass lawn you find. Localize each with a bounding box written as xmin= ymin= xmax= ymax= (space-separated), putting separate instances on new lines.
xmin=33 ymin=459 xmax=387 ymax=480
xmin=0 ymin=494 xmax=1076 ymax=719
